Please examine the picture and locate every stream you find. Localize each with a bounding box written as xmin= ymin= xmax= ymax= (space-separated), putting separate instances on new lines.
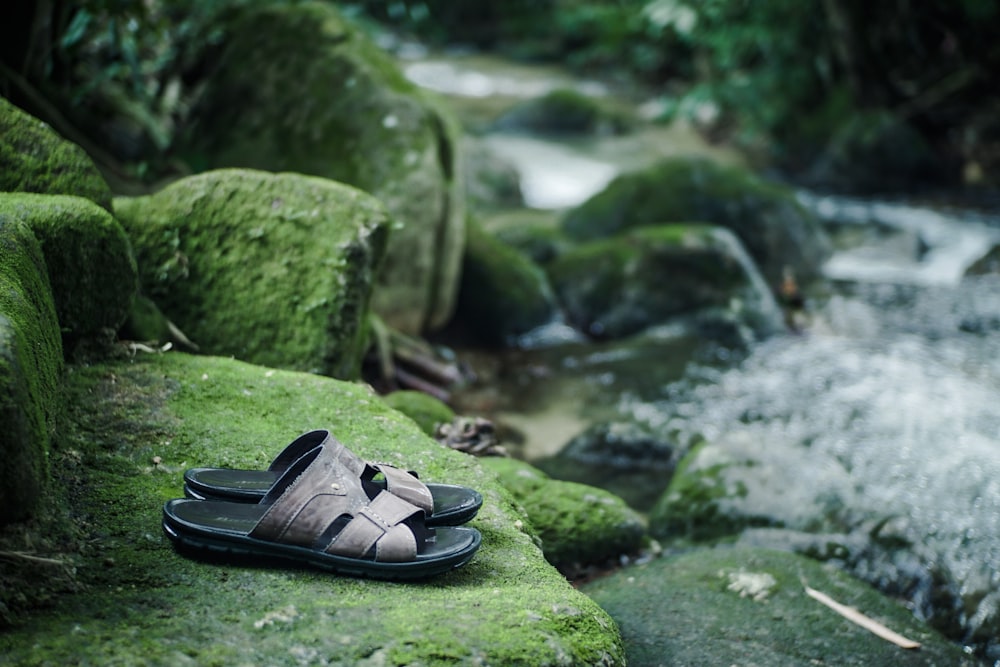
xmin=403 ymin=50 xmax=1000 ymax=658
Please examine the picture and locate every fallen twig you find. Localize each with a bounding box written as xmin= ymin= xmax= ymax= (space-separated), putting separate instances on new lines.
xmin=0 ymin=550 xmax=71 ymax=567
xmin=804 ymin=584 xmax=921 ymax=650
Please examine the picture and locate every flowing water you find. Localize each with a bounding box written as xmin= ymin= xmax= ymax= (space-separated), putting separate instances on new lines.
xmin=403 ymin=50 xmax=1000 ymax=657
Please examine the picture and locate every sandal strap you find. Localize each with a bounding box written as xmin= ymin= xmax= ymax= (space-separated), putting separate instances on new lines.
xmin=249 ymin=446 xmax=424 ymax=562
xmin=266 ymin=429 xmax=331 ymax=473
xmin=324 ymin=434 xmax=435 ymax=516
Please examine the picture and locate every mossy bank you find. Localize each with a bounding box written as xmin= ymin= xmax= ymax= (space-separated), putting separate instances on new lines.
xmin=0 ymin=351 xmax=624 ymax=665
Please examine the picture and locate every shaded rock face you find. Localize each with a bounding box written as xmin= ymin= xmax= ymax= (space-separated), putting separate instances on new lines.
xmin=547 ymin=223 xmax=786 ymax=340
xmin=3 ymin=193 xmax=137 ymax=353
xmin=453 ymin=217 xmax=559 ymax=346
xmin=805 ymin=110 xmax=956 ymax=194
xmin=0 ymin=98 xmax=113 ymax=212
xmin=178 ymin=1 xmax=465 ymax=335
xmin=583 ymin=547 xmax=977 ymax=666
xmin=492 ymin=88 xmax=635 ymax=137
xmin=561 ymin=157 xmax=832 ymax=287
xmin=115 ymin=169 xmax=390 ymax=380
xmin=0 ymin=207 xmax=62 ymax=525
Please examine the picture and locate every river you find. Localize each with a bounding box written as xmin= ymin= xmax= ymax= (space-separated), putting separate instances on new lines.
xmin=402 ymin=49 xmax=1000 ymax=658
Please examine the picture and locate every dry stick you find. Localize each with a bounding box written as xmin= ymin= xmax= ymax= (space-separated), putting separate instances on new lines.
xmin=804 ymin=585 xmax=921 ymax=650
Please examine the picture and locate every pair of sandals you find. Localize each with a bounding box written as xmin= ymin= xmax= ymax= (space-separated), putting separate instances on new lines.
xmin=162 ymin=430 xmax=483 ymax=579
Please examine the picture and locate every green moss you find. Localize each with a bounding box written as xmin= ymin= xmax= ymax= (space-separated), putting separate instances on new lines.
xmin=0 ymin=98 xmax=113 ymax=212
xmin=547 ymin=223 xmax=751 ymax=339
xmin=382 ymin=390 xmax=456 ymax=436
xmin=482 ymin=457 xmax=646 ymax=573
xmin=649 ymin=441 xmax=758 ymax=542
xmin=0 ymin=352 xmax=624 ymax=664
xmin=583 ymin=546 xmax=975 ymax=666
xmin=1 ymin=193 xmax=137 ymax=352
xmin=115 ymin=169 xmax=390 ymax=379
xmin=561 ymin=156 xmax=830 ymax=285
xmin=0 ymin=212 xmax=62 ymax=525
xmin=454 ymin=218 xmax=557 ymax=346
xmin=178 ymin=1 xmax=465 ymax=335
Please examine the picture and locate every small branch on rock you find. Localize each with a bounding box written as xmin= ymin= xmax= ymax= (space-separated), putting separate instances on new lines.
xmin=0 ymin=550 xmax=72 ymax=567
xmin=803 ymin=584 xmax=921 ymax=649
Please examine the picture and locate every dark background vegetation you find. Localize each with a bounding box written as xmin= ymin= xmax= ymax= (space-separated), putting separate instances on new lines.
xmin=2 ymin=0 xmax=998 ymax=193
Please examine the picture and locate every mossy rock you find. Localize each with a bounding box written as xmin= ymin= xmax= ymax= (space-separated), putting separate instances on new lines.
xmin=178 ymin=1 xmax=465 ymax=335
xmin=493 ymin=88 xmax=636 ymax=137
xmin=547 ymin=223 xmax=785 ymax=340
xmin=481 ymin=457 xmax=646 ymax=574
xmin=0 ymin=98 xmax=113 ymax=212
xmin=485 ymin=208 xmax=571 ymax=266
xmin=381 ymin=389 xmax=455 ymax=436
xmin=807 ymin=109 xmax=956 ymax=193
xmin=561 ymin=157 xmax=831 ymax=286
xmin=115 ymin=169 xmax=390 ymax=380
xmin=453 ymin=218 xmax=558 ymax=346
xmin=0 ymin=352 xmax=624 ymax=665
xmin=1 ymin=193 xmax=137 ymax=353
xmin=0 ymin=209 xmax=62 ymax=525
xmin=582 ymin=546 xmax=976 ymax=666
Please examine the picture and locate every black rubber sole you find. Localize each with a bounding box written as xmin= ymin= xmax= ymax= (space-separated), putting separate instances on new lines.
xmin=162 ymin=515 xmax=481 ymax=580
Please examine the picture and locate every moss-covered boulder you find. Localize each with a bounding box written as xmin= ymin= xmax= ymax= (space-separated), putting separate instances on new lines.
xmin=561 ymin=157 xmax=832 ymax=286
xmin=493 ymin=88 xmax=636 ymax=137
xmin=0 ymin=98 xmax=113 ymax=212
xmin=1 ymin=193 xmax=137 ymax=353
xmin=178 ymin=2 xmax=465 ymax=335
xmin=485 ymin=208 xmax=570 ymax=266
xmin=115 ymin=169 xmax=390 ymax=380
xmin=481 ymin=457 xmax=646 ymax=574
xmin=0 ymin=208 xmax=62 ymax=525
xmin=806 ymin=110 xmax=955 ymax=193
xmin=453 ymin=218 xmax=559 ymax=346
xmin=381 ymin=389 xmax=456 ymax=436
xmin=583 ymin=546 xmax=976 ymax=666
xmin=547 ymin=223 xmax=786 ymax=340
xmin=0 ymin=352 xmax=624 ymax=664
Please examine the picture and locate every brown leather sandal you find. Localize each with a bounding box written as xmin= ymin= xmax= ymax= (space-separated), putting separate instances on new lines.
xmin=182 ymin=430 xmax=482 ymax=526
xmin=163 ymin=445 xmax=481 ymax=579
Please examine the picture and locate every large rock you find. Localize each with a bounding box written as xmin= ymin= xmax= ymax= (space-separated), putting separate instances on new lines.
xmin=547 ymin=223 xmax=786 ymax=340
xmin=178 ymin=2 xmax=465 ymax=335
xmin=481 ymin=456 xmax=646 ymax=575
xmin=0 ymin=205 xmax=62 ymax=525
xmin=583 ymin=546 xmax=976 ymax=666
xmin=453 ymin=218 xmax=559 ymax=346
xmin=0 ymin=351 xmax=625 ymax=664
xmin=2 ymin=193 xmax=137 ymax=354
xmin=0 ymin=97 xmax=113 ymax=212
xmin=115 ymin=169 xmax=390 ymax=380
xmin=561 ymin=157 xmax=832 ymax=286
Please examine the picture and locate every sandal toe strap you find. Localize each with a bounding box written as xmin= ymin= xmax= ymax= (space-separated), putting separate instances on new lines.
xmin=369 ymin=464 xmax=434 ymax=515
xmin=326 ymin=491 xmax=420 ymax=562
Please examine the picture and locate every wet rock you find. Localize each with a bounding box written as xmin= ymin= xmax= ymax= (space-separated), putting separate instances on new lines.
xmin=2 ymin=193 xmax=137 ymax=355
xmin=176 ymin=1 xmax=465 ymax=335
xmin=493 ymin=88 xmax=636 ymax=137
xmin=805 ymin=110 xmax=957 ymax=194
xmin=115 ymin=169 xmax=390 ymax=380
xmin=452 ymin=218 xmax=559 ymax=346
xmin=481 ymin=457 xmax=646 ymax=575
xmin=562 ymin=156 xmax=832 ymax=286
xmin=582 ymin=546 xmax=977 ymax=666
xmin=547 ymin=223 xmax=786 ymax=340
xmin=0 ymin=206 xmax=62 ymax=525
xmin=0 ymin=98 xmax=113 ymax=212
xmin=463 ymin=137 xmax=525 ymax=211
xmin=484 ymin=208 xmax=570 ymax=266
xmin=538 ymin=420 xmax=681 ymax=511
